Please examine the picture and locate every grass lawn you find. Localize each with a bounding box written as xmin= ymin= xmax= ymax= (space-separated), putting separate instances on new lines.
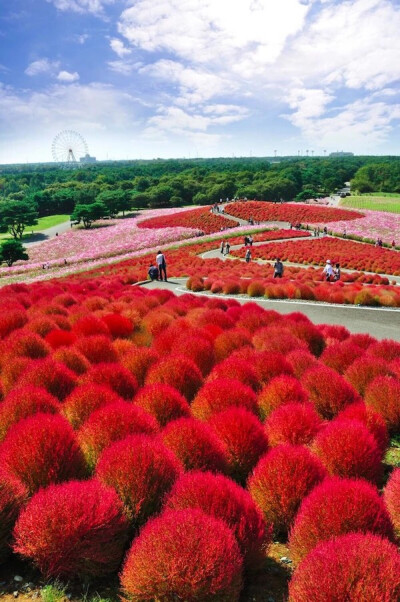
xmin=0 ymin=214 xmax=70 ymax=241
xmin=340 ymin=194 xmax=400 ymax=213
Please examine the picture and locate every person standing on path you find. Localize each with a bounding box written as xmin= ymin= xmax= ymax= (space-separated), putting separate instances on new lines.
xmin=334 ymin=263 xmax=341 ymax=281
xmin=156 ymin=250 xmax=167 ymax=281
xmin=245 ymin=248 xmax=251 ymax=263
xmin=220 ymin=241 xmax=225 ymax=254
xmin=273 ymin=258 xmax=284 ymax=278
xmin=225 ymin=242 xmax=230 ymax=255
xmin=323 ymin=259 xmax=334 ymax=282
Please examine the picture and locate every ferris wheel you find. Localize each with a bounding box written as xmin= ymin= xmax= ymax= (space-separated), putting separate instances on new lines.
xmin=52 ymin=130 xmax=88 ymax=165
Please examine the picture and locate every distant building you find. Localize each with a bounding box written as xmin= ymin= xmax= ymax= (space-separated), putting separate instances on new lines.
xmin=329 ymin=152 xmax=354 ymax=157
xmin=79 ymin=153 xmax=97 ymax=163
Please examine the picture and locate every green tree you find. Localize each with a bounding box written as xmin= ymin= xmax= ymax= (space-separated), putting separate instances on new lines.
xmin=0 ymin=199 xmax=39 ymax=239
xmin=96 ymin=190 xmax=131 ymax=217
xmin=70 ymin=201 xmax=106 ymax=229
xmin=0 ymin=239 xmax=29 ymax=266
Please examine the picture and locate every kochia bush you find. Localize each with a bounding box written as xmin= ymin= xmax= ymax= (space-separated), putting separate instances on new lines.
xmin=120 ymin=509 xmax=243 ymax=602
xmin=80 ymin=362 xmax=138 ymax=399
xmin=101 ymin=313 xmax=133 ymax=338
xmin=13 ymin=479 xmax=129 ymax=579
xmin=96 ymin=434 xmax=182 ymax=526
xmin=312 ymin=419 xmax=383 ymax=483
xmin=0 ymin=471 xmax=27 ymax=562
xmin=208 ymin=408 xmax=268 ymax=484
xmin=145 ymin=355 xmax=203 ymax=401
xmin=78 ymin=402 xmax=158 ymax=470
xmin=62 ymin=384 xmax=124 ymax=429
xmin=302 ymin=364 xmax=361 ymax=419
xmin=16 ymin=358 xmax=76 ymax=400
xmin=164 ymin=470 xmax=269 ymax=566
xmin=161 ymin=417 xmax=229 ymax=473
xmin=265 ymin=402 xmax=323 ymax=447
xmin=0 ymin=386 xmax=60 ymax=441
xmin=257 ymin=375 xmax=309 ymax=421
xmin=192 ymin=378 xmax=258 ymax=421
xmin=0 ymin=413 xmax=86 ymax=495
xmin=133 ymin=384 xmax=190 ymax=427
xmin=337 ymin=402 xmax=389 ymax=454
xmin=248 ymin=445 xmax=326 ymax=535
xmin=344 ymin=356 xmax=394 ymax=396
xmin=207 ymin=356 xmax=260 ymax=391
xmin=384 ymin=468 xmax=400 ymax=538
xmin=289 ymin=477 xmax=394 ymax=563
xmin=364 ymin=376 xmax=400 ymax=433
xmin=75 ymin=335 xmax=118 ymax=364
xmin=288 ymin=533 xmax=400 ymax=602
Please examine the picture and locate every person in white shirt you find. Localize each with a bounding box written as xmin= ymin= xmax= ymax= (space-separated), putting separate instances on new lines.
xmin=323 ymin=259 xmax=334 ymax=282
xmin=156 ymin=251 xmax=167 ymax=281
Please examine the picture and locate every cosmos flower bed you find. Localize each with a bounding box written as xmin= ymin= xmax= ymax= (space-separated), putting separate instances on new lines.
xmin=0 ymin=278 xmax=399 ymax=600
xmin=224 ymin=201 xmax=363 ymax=224
xmin=231 ymin=238 xmax=400 ymax=275
xmin=316 ymin=209 xmax=400 ymax=246
xmin=138 ymin=206 xmax=239 ymax=234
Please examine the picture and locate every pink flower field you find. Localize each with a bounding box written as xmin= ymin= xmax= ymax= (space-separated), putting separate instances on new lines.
xmin=317 ymin=209 xmax=400 ymax=244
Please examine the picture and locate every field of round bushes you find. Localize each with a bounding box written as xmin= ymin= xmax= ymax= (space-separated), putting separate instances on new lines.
xmin=0 ymin=275 xmax=399 ymax=601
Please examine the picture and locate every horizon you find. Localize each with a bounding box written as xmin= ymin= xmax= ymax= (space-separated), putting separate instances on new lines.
xmin=1 ymin=1 xmax=400 ymax=164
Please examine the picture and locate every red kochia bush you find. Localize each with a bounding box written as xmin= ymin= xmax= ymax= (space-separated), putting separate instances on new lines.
xmin=320 ymin=340 xmax=363 ymax=374
xmin=265 ymin=402 xmax=323 ymax=447
xmin=45 ymin=329 xmax=77 ymax=350
xmin=7 ymin=331 xmax=50 ymax=359
xmin=289 ymin=477 xmax=394 ymax=563
xmin=120 ymin=509 xmax=243 ymax=602
xmin=0 ymin=386 xmax=60 ymax=441
xmin=213 ymin=329 xmax=252 ymax=362
xmin=192 ymin=378 xmax=258 ymax=421
xmin=248 ymin=445 xmax=326 ymax=534
xmin=13 ymin=479 xmax=129 ymax=579
xmin=78 ymin=402 xmax=158 ymax=470
xmin=161 ymin=417 xmax=229 ymax=473
xmin=384 ymin=468 xmax=400 ymax=538
xmin=16 ymin=358 xmax=76 ymax=400
xmin=286 ymin=349 xmax=318 ymax=378
xmin=209 ymin=408 xmax=268 ymax=484
xmin=0 ymin=310 xmax=27 ymax=338
xmin=145 ymin=355 xmax=203 ymax=401
xmin=53 ymin=347 xmax=90 ymax=375
xmin=96 ymin=434 xmax=182 ymax=525
xmin=75 ymin=335 xmax=118 ymax=364
xmin=80 ymin=362 xmax=138 ymax=399
xmin=133 ymin=384 xmax=190 ymax=427
xmin=72 ymin=315 xmax=110 ymax=337
xmin=364 ymin=376 xmax=400 ymax=433
xmin=0 ymin=471 xmax=27 ymax=562
xmin=302 ymin=364 xmax=361 ymax=419
xmin=164 ymin=470 xmax=268 ymax=566
xmin=207 ymin=356 xmax=260 ymax=391
xmin=312 ymin=419 xmax=382 ymax=483
xmin=337 ymin=402 xmax=389 ymax=454
xmin=288 ymin=533 xmax=400 ymax=602
xmin=120 ymin=347 xmax=159 ymax=386
xmin=62 ymin=384 xmax=124 ymax=429
xmin=0 ymin=413 xmax=86 ymax=494
xmin=344 ymin=356 xmax=394 ymax=396
xmin=101 ymin=314 xmax=133 ymax=338
xmin=257 ymin=375 xmax=309 ymax=420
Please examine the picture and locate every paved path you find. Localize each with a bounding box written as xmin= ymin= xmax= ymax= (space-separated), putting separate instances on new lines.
xmin=22 ymin=220 xmax=72 ymax=248
xmin=139 ymin=278 xmax=400 ymax=341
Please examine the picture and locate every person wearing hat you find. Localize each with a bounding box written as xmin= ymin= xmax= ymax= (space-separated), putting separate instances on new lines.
xmin=323 ymin=259 xmax=334 ymax=282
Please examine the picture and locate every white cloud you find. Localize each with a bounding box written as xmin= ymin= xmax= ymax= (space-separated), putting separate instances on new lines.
xmin=110 ymin=38 xmax=131 ymax=58
xmin=107 ymin=60 xmax=142 ymax=75
xmin=73 ymin=33 xmax=90 ymax=44
xmin=57 ymin=70 xmax=80 ymax=82
xmin=25 ymin=58 xmax=60 ymax=76
xmin=46 ymin=0 xmax=114 ymax=15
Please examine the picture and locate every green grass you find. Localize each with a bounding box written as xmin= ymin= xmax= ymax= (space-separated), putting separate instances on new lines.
xmin=0 ymin=214 xmax=70 ymax=241
xmin=340 ymin=194 xmax=400 ymax=213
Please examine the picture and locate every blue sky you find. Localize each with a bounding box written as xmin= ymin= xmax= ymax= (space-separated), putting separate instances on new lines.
xmin=0 ymin=0 xmax=400 ymax=164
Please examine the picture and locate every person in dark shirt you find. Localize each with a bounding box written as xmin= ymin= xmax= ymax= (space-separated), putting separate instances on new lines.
xmin=273 ymin=258 xmax=284 ymax=278
xmin=148 ymin=264 xmax=159 ymax=281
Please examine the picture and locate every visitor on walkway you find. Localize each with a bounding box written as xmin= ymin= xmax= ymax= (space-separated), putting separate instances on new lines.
xmin=156 ymin=250 xmax=167 ymax=281
xmin=249 ymin=235 xmax=253 ymax=246
xmin=148 ymin=264 xmax=159 ymax=281
xmin=220 ymin=241 xmax=225 ymax=254
xmin=245 ymin=249 xmax=251 ymax=263
xmin=334 ymin=263 xmax=341 ymax=281
xmin=273 ymin=258 xmax=284 ymax=278
xmin=323 ymin=259 xmax=334 ymax=282
xmin=392 ymin=240 xmax=396 ymax=248
xmin=225 ymin=242 xmax=230 ymax=255
xmin=244 ymin=236 xmax=249 ymax=246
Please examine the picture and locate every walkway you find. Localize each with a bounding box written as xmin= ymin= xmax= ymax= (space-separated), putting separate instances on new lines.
xmin=22 ymin=220 xmax=72 ymax=248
